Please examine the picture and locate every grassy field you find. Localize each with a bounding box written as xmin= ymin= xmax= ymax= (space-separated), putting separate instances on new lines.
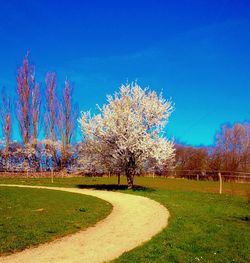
xmin=0 ymin=186 xmax=112 ymax=255
xmin=114 ymin=189 xmax=250 ymax=263
xmin=0 ymin=176 xmax=249 ymax=198
xmin=0 ymin=176 xmax=249 ymax=262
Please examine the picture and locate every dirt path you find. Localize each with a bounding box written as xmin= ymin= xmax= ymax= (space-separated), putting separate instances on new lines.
xmin=0 ymin=184 xmax=170 ymax=263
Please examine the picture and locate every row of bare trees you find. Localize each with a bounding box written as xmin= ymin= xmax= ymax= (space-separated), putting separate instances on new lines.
xmin=0 ymin=54 xmax=78 ymax=173
xmin=174 ymin=122 xmax=250 ymax=173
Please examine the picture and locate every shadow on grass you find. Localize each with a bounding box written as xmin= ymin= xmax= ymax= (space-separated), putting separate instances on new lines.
xmin=76 ymin=184 xmax=155 ymax=192
xmin=227 ymin=215 xmax=250 ymax=223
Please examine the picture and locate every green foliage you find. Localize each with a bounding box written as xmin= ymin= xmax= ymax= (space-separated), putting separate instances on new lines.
xmin=0 ymin=186 xmax=112 ymax=255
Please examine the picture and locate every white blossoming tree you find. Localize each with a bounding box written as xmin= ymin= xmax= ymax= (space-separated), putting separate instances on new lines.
xmin=79 ymin=83 xmax=175 ymax=189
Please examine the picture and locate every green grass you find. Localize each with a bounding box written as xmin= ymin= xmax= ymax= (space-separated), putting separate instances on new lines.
xmin=0 ymin=176 xmax=249 ymax=197
xmin=113 ymin=189 xmax=250 ymax=263
xmin=0 ymin=186 xmax=112 ymax=255
xmin=0 ymin=176 xmax=249 ymax=262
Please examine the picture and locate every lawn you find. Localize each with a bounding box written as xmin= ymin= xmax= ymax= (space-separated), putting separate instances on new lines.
xmin=0 ymin=175 xmax=249 ymax=197
xmin=0 ymin=176 xmax=249 ymax=262
xmin=114 ymin=189 xmax=250 ymax=263
xmin=0 ymin=186 xmax=112 ymax=255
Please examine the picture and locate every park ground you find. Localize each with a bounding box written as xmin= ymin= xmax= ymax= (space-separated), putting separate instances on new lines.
xmin=0 ymin=176 xmax=249 ymax=262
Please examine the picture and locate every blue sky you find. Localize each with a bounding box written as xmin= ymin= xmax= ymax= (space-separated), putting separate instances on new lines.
xmin=0 ymin=0 xmax=249 ymax=146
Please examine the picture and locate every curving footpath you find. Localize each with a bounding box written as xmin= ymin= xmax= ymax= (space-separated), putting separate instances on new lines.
xmin=0 ymin=184 xmax=170 ymax=263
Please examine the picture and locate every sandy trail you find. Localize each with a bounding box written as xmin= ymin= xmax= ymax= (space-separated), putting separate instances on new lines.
xmin=0 ymin=184 xmax=169 ymax=263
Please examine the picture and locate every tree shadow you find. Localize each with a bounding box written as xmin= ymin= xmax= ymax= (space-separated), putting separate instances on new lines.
xmin=76 ymin=184 xmax=155 ymax=192
xmin=228 ymin=215 xmax=250 ymax=223
xmin=217 ymin=214 xmax=250 ymax=225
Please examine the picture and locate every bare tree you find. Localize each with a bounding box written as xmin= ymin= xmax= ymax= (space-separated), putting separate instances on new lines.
xmin=57 ymin=80 xmax=77 ymax=170
xmin=16 ymin=55 xmax=31 ymax=145
xmin=44 ymin=72 xmax=57 ymax=169
xmin=16 ymin=54 xmax=41 ymax=144
xmin=63 ymin=80 xmax=77 ymax=149
xmin=16 ymin=54 xmax=41 ymax=171
xmin=45 ymin=73 xmax=57 ymax=142
xmin=208 ymin=147 xmax=223 ymax=171
xmin=57 ymin=101 xmax=65 ymax=169
xmin=215 ymin=123 xmax=250 ymax=172
xmin=31 ymin=82 xmax=40 ymax=147
xmin=0 ymin=88 xmax=12 ymax=169
xmin=175 ymin=144 xmax=208 ymax=171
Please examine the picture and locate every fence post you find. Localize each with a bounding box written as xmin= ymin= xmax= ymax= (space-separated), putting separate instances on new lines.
xmin=51 ymin=167 xmax=54 ymax=183
xmin=218 ymin=172 xmax=222 ymax=194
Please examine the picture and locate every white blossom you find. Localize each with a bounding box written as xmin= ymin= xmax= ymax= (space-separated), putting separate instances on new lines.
xmin=78 ymin=82 xmax=175 ymax=187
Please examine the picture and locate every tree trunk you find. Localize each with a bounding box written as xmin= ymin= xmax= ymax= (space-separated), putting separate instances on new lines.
xmin=126 ymin=172 xmax=134 ymax=189
xmin=125 ymin=155 xmax=136 ymax=189
xmin=33 ymin=154 xmax=40 ymax=172
xmin=117 ymin=173 xmax=121 ymax=185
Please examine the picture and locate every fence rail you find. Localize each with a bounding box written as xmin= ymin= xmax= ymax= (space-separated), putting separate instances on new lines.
xmin=147 ymin=170 xmax=250 ymax=183
xmin=0 ymin=169 xmax=250 ymax=182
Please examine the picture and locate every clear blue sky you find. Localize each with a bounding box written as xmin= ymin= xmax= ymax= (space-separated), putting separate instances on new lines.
xmin=0 ymin=0 xmax=249 ymax=146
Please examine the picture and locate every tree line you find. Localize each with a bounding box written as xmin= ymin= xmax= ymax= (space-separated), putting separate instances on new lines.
xmin=0 ymin=54 xmax=78 ymax=173
xmin=0 ymin=54 xmax=249 ymax=186
xmin=175 ymin=122 xmax=250 ymax=173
